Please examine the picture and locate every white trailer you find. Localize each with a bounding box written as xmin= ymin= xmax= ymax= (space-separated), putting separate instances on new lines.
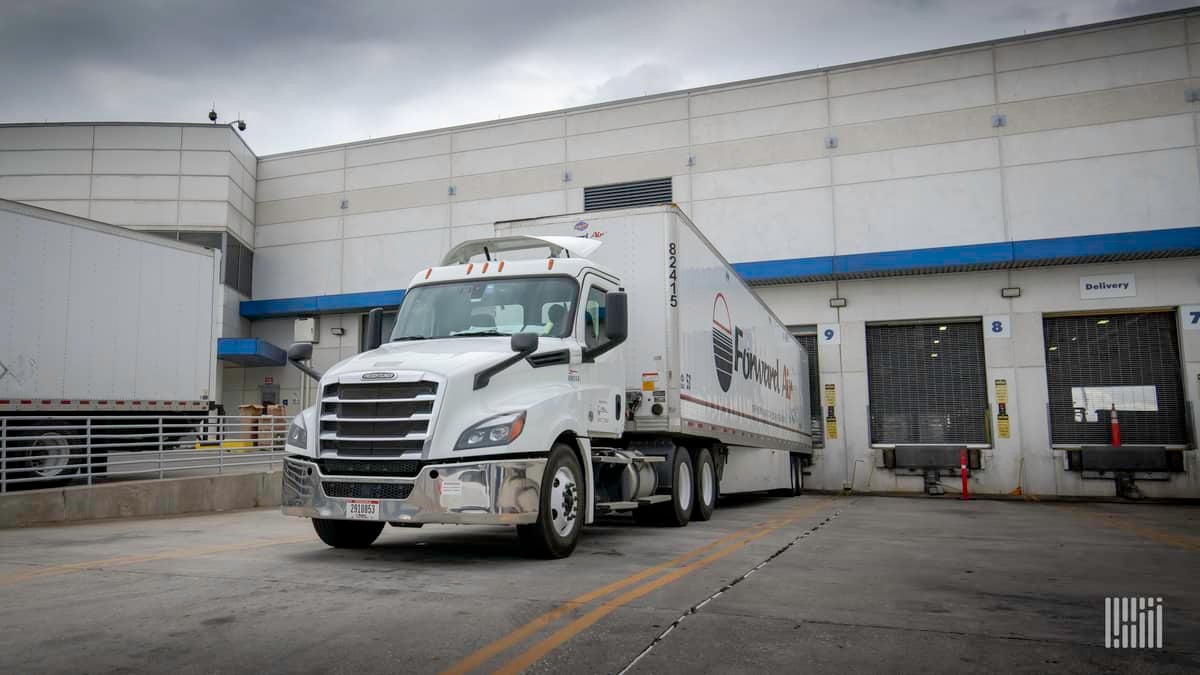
xmin=281 ymin=204 xmax=811 ymax=557
xmin=0 ymin=198 xmax=219 ymax=484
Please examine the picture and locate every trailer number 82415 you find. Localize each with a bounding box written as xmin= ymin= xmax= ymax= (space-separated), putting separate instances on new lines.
xmin=668 ymin=242 xmax=678 ymax=307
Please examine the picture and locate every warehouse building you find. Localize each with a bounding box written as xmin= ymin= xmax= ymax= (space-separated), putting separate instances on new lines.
xmin=1 ymin=9 xmax=1198 ymax=497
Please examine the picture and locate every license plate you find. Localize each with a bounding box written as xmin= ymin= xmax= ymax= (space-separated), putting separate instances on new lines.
xmin=347 ymin=499 xmax=380 ymax=520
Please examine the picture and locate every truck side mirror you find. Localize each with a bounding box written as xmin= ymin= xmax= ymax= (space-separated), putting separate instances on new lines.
xmin=287 ymin=342 xmax=324 ymax=382
xmin=510 ymin=332 xmax=538 ymax=353
xmin=365 ymin=307 xmax=384 ymax=351
xmin=605 ymin=291 xmax=628 ymax=343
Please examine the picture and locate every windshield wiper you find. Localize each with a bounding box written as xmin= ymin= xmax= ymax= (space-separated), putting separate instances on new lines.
xmin=390 ymin=335 xmax=429 ymax=342
xmin=452 ymin=330 xmax=505 ymax=337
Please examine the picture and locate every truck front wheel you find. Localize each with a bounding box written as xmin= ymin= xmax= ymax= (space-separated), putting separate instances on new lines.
xmin=312 ymin=518 xmax=385 ymax=548
xmin=517 ymin=444 xmax=582 ymax=559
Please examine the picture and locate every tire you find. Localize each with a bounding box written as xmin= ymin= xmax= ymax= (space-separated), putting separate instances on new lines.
xmin=691 ymin=448 xmax=717 ymax=522
xmin=638 ymin=447 xmax=693 ymax=527
xmin=6 ymin=430 xmax=80 ymax=490
xmin=517 ymin=443 xmax=583 ymax=559
xmin=312 ymin=518 xmax=385 ymax=548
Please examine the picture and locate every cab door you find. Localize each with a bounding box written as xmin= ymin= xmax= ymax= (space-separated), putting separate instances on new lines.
xmin=578 ymin=274 xmax=625 ymax=438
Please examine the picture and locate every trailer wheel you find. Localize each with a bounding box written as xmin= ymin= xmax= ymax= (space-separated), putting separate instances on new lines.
xmin=637 ymin=447 xmax=693 ymax=527
xmin=691 ymin=448 xmax=717 ymax=522
xmin=6 ymin=430 xmax=81 ymax=490
xmin=312 ymin=518 xmax=385 ymax=548
xmin=517 ymin=443 xmax=582 ymax=559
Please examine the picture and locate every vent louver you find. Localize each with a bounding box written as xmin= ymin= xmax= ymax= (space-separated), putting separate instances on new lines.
xmin=584 ymin=178 xmax=672 ymax=211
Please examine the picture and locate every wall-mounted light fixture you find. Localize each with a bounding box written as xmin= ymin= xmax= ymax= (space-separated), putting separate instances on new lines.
xmin=1000 ymin=287 xmax=1021 ymax=298
xmin=829 ymin=297 xmax=847 ymax=308
xmin=331 ymin=327 xmax=346 ymax=337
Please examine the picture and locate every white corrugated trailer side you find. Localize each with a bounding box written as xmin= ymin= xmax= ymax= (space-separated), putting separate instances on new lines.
xmin=499 ymin=205 xmax=812 ymax=493
xmin=0 ymin=198 xmax=219 ymax=412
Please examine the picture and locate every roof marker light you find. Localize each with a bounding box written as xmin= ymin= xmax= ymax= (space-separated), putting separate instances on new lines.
xmin=482 ymin=262 xmax=489 ymax=273
xmin=498 ymin=261 xmax=505 ymax=272
xmin=466 ymin=263 xmax=474 ymax=274
xmin=547 ymin=259 xmax=554 ymax=270
xmin=424 ymin=268 xmax=432 ymax=279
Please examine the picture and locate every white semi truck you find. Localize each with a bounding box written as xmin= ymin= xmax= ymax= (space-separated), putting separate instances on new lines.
xmin=0 ymin=198 xmax=220 ymax=487
xmin=282 ymin=205 xmax=811 ymax=558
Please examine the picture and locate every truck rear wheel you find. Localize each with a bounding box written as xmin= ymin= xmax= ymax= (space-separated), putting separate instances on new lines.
xmin=312 ymin=518 xmax=385 ymax=548
xmin=517 ymin=443 xmax=582 ymax=559
xmin=691 ymin=448 xmax=716 ymax=522
xmin=637 ymin=447 xmax=693 ymax=527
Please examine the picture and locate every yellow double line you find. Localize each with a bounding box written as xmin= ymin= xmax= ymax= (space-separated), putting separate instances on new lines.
xmin=444 ymin=499 xmax=835 ymax=675
xmin=0 ymin=535 xmax=313 ymax=586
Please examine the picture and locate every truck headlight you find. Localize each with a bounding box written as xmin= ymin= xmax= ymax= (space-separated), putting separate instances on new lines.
xmin=286 ymin=416 xmax=307 ymax=450
xmin=455 ymin=411 xmax=526 ymax=450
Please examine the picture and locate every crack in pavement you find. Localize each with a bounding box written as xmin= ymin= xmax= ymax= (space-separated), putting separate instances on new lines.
xmin=617 ymin=509 xmax=842 ymax=674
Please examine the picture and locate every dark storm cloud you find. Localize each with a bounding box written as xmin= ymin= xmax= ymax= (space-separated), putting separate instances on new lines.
xmin=0 ymin=0 xmax=1195 ymax=154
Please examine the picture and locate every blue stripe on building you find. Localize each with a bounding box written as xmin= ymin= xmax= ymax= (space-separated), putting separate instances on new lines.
xmin=241 ymin=226 xmax=1200 ymax=319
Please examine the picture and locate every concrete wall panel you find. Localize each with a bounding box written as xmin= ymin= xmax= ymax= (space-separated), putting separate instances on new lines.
xmin=454 ymin=164 xmax=563 ymax=203
xmin=344 ymin=203 xmax=449 ymax=238
xmin=453 ymin=116 xmax=562 ymax=151
xmin=691 ymin=129 xmax=829 ymax=173
xmin=998 ymin=80 xmax=1192 ymax=134
xmin=690 ymin=100 xmax=828 ymax=145
xmin=0 ymin=150 xmax=92 ymax=174
xmin=0 ymin=174 xmax=91 ymax=200
xmin=566 ymin=120 xmax=689 ymax=161
xmin=253 ymin=240 xmax=342 ymax=298
xmin=1005 ymin=147 xmax=1199 ymax=240
xmin=690 ymin=188 xmax=834 ymax=262
xmin=830 ymin=75 xmax=994 ymax=126
xmin=0 ymin=126 xmax=93 ymax=150
xmin=181 ymin=150 xmax=231 ymax=175
xmin=182 ymin=127 xmax=231 ymax=151
xmin=450 ymin=190 xmax=565 ymax=227
xmin=833 ymin=107 xmax=995 ymax=155
xmin=92 ymin=175 xmax=180 ymax=200
xmin=834 ymin=170 xmax=1005 ymax=254
xmin=1001 ymin=113 xmax=1194 ymax=165
xmin=255 ymin=216 xmax=342 ymax=248
xmin=997 ymin=47 xmax=1189 ymax=102
xmin=691 ymin=159 xmax=830 ymax=201
xmin=995 ymin=19 xmax=1186 ymax=71
xmin=341 ymin=228 xmax=450 ymax=293
xmin=93 ymin=150 xmax=181 ymax=175
xmin=21 ymin=200 xmax=90 ymax=217
xmin=346 ymin=154 xmax=450 ymax=191
xmin=94 ymin=125 xmax=181 ymax=150
xmin=257 ymin=169 xmax=343 ymax=202
xmin=830 ymin=49 xmax=993 ymax=96
xmin=690 ymin=75 xmax=827 ymax=117
xmin=257 ymin=149 xmax=344 ymax=180
xmin=345 ymin=134 xmax=450 ymax=167
xmin=567 ymin=147 xmax=689 ymax=186
xmin=452 ymin=138 xmax=564 ymax=176
xmin=90 ymin=199 xmax=178 ymax=226
xmin=566 ymin=97 xmax=688 ymax=136
xmin=833 ymin=137 xmax=999 ymax=184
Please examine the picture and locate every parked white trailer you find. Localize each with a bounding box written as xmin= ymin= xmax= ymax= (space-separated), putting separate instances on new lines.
xmin=281 ymin=204 xmax=811 ymax=557
xmin=0 ymin=198 xmax=220 ymax=484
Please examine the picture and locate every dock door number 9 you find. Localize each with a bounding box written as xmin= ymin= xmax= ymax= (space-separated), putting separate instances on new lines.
xmin=668 ymin=242 xmax=677 ymax=307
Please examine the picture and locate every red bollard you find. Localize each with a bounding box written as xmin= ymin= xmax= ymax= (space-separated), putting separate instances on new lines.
xmin=960 ymin=448 xmax=969 ymax=501
xmin=1110 ymin=404 xmax=1121 ymax=447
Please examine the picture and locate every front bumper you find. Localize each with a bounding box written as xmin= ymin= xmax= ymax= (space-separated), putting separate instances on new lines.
xmin=282 ymin=455 xmax=546 ymax=525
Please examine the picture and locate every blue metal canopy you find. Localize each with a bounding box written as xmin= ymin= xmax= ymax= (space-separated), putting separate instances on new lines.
xmin=217 ymin=338 xmax=288 ymax=367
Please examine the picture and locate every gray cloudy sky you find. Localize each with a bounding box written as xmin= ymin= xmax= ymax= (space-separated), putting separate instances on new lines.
xmin=0 ymin=0 xmax=1194 ymax=155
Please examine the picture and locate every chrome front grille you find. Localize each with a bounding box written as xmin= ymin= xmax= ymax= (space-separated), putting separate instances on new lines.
xmin=320 ymin=380 xmax=438 ymax=457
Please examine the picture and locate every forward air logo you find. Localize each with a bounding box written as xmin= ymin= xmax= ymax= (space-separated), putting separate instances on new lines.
xmin=712 ymin=294 xmax=734 ymax=392
xmin=711 ymin=293 xmax=792 ymax=399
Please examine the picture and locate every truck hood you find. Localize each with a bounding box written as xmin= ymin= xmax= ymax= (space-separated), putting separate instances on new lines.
xmin=324 ymin=338 xmax=528 ymax=380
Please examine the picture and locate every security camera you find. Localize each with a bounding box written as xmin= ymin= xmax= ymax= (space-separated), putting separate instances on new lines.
xmin=208 ymin=109 xmax=217 ymax=122
xmin=237 ymin=120 xmax=246 ymax=132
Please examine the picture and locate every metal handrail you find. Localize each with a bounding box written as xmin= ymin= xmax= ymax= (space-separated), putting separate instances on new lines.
xmin=0 ymin=415 xmax=290 ymax=492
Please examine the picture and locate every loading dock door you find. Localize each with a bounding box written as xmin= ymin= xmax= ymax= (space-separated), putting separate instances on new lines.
xmin=867 ymin=321 xmax=989 ymax=444
xmin=795 ymin=333 xmax=823 ymax=447
xmin=1043 ymin=312 xmax=1186 ymax=446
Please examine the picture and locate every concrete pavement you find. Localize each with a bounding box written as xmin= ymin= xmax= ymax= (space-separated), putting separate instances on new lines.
xmin=0 ymin=495 xmax=1197 ymax=673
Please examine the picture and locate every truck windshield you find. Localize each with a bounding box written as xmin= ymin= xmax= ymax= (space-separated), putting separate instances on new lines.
xmin=391 ymin=277 xmax=577 ymax=340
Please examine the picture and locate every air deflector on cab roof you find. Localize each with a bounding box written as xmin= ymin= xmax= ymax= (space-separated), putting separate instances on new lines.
xmin=441 ymin=236 xmax=603 ymax=265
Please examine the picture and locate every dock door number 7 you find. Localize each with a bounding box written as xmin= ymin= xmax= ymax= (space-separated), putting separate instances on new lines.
xmin=1183 ymin=305 xmax=1200 ymax=331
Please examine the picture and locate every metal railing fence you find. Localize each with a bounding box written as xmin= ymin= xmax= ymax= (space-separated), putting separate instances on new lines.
xmin=0 ymin=415 xmax=290 ymax=492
